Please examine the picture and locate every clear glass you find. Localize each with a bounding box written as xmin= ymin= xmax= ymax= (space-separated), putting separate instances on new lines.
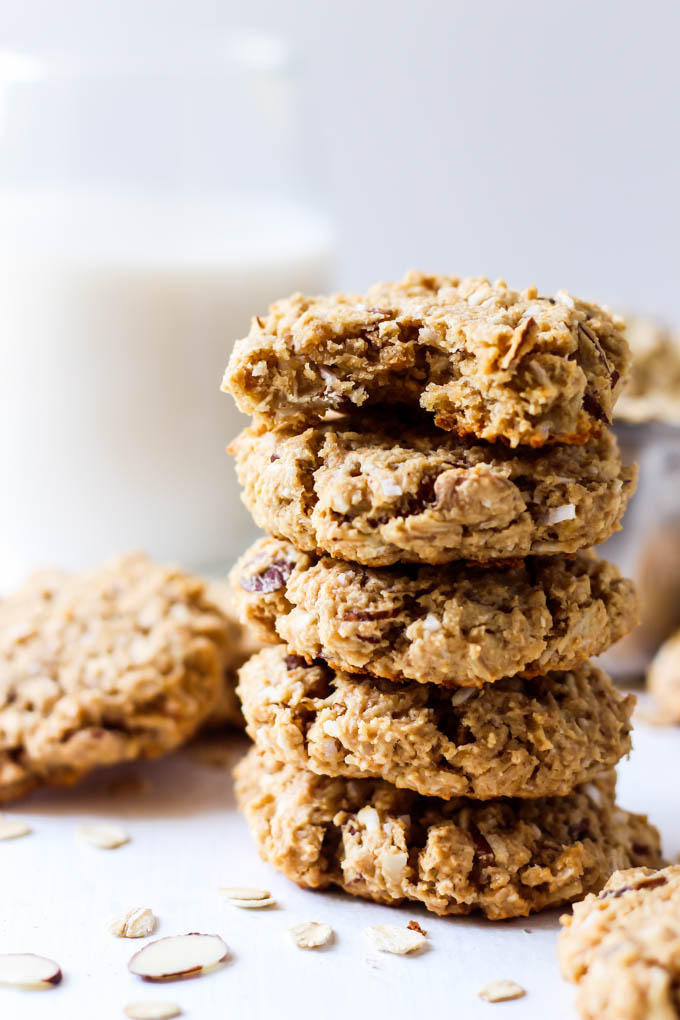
xmin=0 ymin=33 xmax=334 ymax=588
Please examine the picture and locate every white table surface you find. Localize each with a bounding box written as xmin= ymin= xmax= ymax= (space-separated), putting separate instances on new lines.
xmin=1 ymin=694 xmax=677 ymax=1020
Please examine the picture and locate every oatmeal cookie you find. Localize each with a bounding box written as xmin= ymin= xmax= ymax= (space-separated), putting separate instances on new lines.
xmin=231 ymin=538 xmax=637 ymax=686
xmin=647 ymin=630 xmax=680 ymax=723
xmin=234 ymin=750 xmax=662 ymax=919
xmin=559 ymin=866 xmax=680 ymax=1019
xmin=0 ymin=553 xmax=238 ymax=800
xmin=202 ymin=581 xmax=259 ymax=729
xmin=223 ymin=273 xmax=629 ymax=447
xmin=237 ymin=646 xmax=632 ymax=799
xmin=231 ymin=415 xmax=635 ymax=567
xmin=616 ymin=317 xmax=680 ymax=425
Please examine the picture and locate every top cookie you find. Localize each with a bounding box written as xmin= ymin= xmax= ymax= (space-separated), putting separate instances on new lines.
xmin=223 ymin=272 xmax=630 ymax=447
xmin=0 ymin=553 xmax=239 ymax=801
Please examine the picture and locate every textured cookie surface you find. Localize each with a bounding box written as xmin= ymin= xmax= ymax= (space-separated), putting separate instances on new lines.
xmin=0 ymin=554 xmax=237 ymax=800
xmin=238 ymin=646 xmax=633 ymax=800
xmin=223 ymin=272 xmax=629 ymax=447
xmin=231 ymin=415 xmax=636 ymax=566
xmin=232 ymin=538 xmax=637 ymax=686
xmin=559 ymin=866 xmax=680 ymax=1019
xmin=234 ymin=750 xmax=661 ymax=919
xmin=647 ymin=630 xmax=680 ymax=723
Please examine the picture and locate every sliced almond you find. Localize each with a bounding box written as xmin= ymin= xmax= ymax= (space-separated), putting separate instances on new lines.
xmin=478 ymin=979 xmax=526 ymax=1002
xmin=365 ymin=924 xmax=426 ymax=956
xmin=128 ymin=934 xmax=228 ymax=982
xmin=219 ymin=886 xmax=270 ymax=901
xmin=220 ymin=886 xmax=276 ymax=909
xmin=77 ymin=822 xmax=130 ymax=849
xmin=0 ymin=953 xmax=62 ymax=988
xmin=289 ymin=922 xmax=333 ymax=949
xmin=124 ymin=1003 xmax=182 ymax=1020
xmin=226 ymin=897 xmax=276 ymax=910
xmin=108 ymin=908 xmax=157 ymax=938
xmin=0 ymin=817 xmax=31 ymax=841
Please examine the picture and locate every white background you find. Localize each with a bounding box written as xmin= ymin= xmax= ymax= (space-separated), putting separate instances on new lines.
xmin=1 ymin=0 xmax=678 ymax=317
xmin=0 ymin=705 xmax=677 ymax=1020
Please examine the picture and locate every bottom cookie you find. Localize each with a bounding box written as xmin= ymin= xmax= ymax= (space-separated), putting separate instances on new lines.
xmin=234 ymin=749 xmax=662 ymax=920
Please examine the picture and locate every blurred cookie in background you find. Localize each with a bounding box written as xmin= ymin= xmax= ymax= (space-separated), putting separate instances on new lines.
xmin=599 ymin=317 xmax=680 ymax=682
xmin=647 ymin=629 xmax=680 ymax=723
xmin=0 ymin=553 xmax=250 ymax=801
xmin=616 ymin=317 xmax=680 ymax=426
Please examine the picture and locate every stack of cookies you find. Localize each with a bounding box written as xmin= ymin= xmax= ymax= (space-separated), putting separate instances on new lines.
xmin=223 ymin=272 xmax=662 ymax=919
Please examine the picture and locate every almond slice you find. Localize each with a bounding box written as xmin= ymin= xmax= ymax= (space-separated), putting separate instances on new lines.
xmin=226 ymin=897 xmax=276 ymax=910
xmin=128 ymin=934 xmax=228 ymax=982
xmin=108 ymin=908 xmax=157 ymax=938
xmin=365 ymin=924 xmax=426 ymax=956
xmin=0 ymin=818 xmax=31 ymax=841
xmin=77 ymin=822 xmax=130 ymax=849
xmin=124 ymin=1003 xmax=182 ymax=1020
xmin=219 ymin=886 xmax=270 ymax=901
xmin=478 ymin=979 xmax=526 ymax=1002
xmin=289 ymin=922 xmax=333 ymax=949
xmin=219 ymin=887 xmax=276 ymax=909
xmin=0 ymin=953 xmax=62 ymax=988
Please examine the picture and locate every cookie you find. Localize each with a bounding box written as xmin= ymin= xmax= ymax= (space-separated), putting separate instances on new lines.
xmin=234 ymin=750 xmax=662 ymax=919
xmin=647 ymin=630 xmax=680 ymax=723
xmin=237 ymin=646 xmax=632 ymax=800
xmin=0 ymin=554 xmax=239 ymax=800
xmin=559 ymin=866 xmax=680 ymax=1019
xmin=223 ymin=272 xmax=630 ymax=447
xmin=616 ymin=317 xmax=680 ymax=425
xmin=231 ymin=538 xmax=637 ymax=686
xmin=230 ymin=415 xmax=636 ymax=567
xmin=201 ymin=581 xmax=260 ymax=729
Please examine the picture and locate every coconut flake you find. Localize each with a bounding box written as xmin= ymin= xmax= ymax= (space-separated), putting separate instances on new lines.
xmin=543 ymin=503 xmax=576 ymax=525
xmin=422 ymin=615 xmax=441 ymax=632
xmin=554 ymin=289 xmax=575 ymax=309
xmin=450 ymin=688 xmax=477 ymax=707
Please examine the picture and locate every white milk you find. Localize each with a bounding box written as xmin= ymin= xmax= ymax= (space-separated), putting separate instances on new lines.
xmin=0 ymin=190 xmax=333 ymax=588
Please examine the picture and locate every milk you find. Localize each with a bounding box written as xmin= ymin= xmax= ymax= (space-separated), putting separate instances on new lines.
xmin=0 ymin=190 xmax=333 ymax=588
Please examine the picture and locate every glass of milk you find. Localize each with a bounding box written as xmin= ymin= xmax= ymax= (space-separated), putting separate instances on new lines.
xmin=0 ymin=35 xmax=334 ymax=589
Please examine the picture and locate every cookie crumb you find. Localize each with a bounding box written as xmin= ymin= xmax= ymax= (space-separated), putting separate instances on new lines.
xmin=407 ymin=920 xmax=427 ymax=936
xmin=478 ymin=979 xmax=526 ymax=1002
